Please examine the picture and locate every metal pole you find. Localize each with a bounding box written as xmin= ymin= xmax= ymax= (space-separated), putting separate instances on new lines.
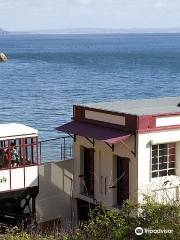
xmin=63 ymin=137 xmax=66 ymax=160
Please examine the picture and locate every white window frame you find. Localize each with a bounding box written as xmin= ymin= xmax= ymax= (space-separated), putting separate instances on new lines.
xmin=151 ymin=143 xmax=176 ymax=178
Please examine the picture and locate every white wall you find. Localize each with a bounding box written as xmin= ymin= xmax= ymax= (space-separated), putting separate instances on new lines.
xmin=138 ymin=129 xmax=180 ymax=203
xmin=0 ymin=166 xmax=38 ymax=192
xmin=73 ymin=135 xmax=137 ymax=207
xmin=36 ymin=159 xmax=74 ymax=226
xmin=74 ymin=128 xmax=180 ymax=207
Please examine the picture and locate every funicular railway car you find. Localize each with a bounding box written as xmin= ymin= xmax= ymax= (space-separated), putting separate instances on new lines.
xmin=0 ymin=123 xmax=39 ymax=224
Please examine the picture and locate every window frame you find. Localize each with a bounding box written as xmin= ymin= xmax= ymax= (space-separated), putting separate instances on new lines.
xmin=0 ymin=136 xmax=39 ymax=170
xmin=151 ymin=142 xmax=176 ymax=178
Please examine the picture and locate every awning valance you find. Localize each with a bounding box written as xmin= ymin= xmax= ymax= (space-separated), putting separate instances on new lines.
xmin=56 ymin=121 xmax=131 ymax=144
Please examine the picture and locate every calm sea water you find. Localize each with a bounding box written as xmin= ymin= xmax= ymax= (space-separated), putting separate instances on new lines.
xmin=1 ymin=33 xmax=180 ymax=160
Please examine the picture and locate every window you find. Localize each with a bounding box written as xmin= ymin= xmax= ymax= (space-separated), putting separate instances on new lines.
xmin=151 ymin=143 xmax=175 ymax=178
xmin=0 ymin=137 xmax=39 ymax=169
xmin=24 ymin=137 xmax=38 ymax=165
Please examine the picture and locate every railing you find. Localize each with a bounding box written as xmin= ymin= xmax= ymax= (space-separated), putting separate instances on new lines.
xmin=39 ymin=136 xmax=73 ymax=163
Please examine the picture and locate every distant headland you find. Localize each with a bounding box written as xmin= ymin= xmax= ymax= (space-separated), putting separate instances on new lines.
xmin=2 ymin=28 xmax=180 ymax=35
xmin=0 ymin=29 xmax=9 ymax=35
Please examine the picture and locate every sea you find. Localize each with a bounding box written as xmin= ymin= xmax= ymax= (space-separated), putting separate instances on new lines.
xmin=1 ymin=33 xmax=180 ymax=161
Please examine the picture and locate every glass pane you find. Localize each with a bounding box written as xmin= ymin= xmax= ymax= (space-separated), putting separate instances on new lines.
xmin=159 ymin=163 xmax=167 ymax=170
xmin=152 ymin=172 xmax=158 ymax=178
xmin=24 ymin=144 xmax=38 ymax=165
xmin=25 ymin=145 xmax=33 ymax=164
xmin=152 ymin=164 xmax=158 ymax=171
xmin=169 ymin=155 xmax=175 ymax=162
xmin=169 ymin=162 xmax=175 ymax=168
xmin=5 ymin=141 xmax=9 ymax=148
xmin=152 ymin=145 xmax=158 ymax=151
xmin=159 ymin=170 xmax=167 ymax=177
xmin=168 ymin=143 xmax=175 ymax=148
xmin=33 ymin=145 xmax=38 ymax=164
xmin=168 ymin=169 xmax=175 ymax=175
xmin=0 ymin=148 xmax=7 ymax=169
xmin=26 ymin=137 xmax=36 ymax=145
xmin=152 ymin=150 xmax=158 ymax=157
xmin=152 ymin=157 xmax=158 ymax=164
xmin=7 ymin=142 xmax=23 ymax=168
xmin=159 ymin=148 xmax=167 ymax=156
xmin=169 ymin=148 xmax=175 ymax=154
xmin=14 ymin=139 xmax=21 ymax=146
xmin=159 ymin=156 xmax=167 ymax=163
xmin=159 ymin=144 xmax=167 ymax=149
xmin=15 ymin=145 xmax=23 ymax=167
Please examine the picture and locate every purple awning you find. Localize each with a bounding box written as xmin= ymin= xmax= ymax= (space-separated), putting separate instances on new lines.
xmin=56 ymin=121 xmax=131 ymax=144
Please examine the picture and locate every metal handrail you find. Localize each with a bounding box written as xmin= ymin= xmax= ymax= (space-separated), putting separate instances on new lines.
xmin=39 ymin=135 xmax=73 ymax=162
xmin=39 ymin=135 xmax=71 ymax=143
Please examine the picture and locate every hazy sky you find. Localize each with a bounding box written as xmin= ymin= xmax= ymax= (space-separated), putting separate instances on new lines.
xmin=0 ymin=0 xmax=180 ymax=31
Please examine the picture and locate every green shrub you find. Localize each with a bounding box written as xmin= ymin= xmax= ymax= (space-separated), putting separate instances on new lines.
xmin=4 ymin=198 xmax=180 ymax=240
xmin=71 ymin=199 xmax=180 ymax=240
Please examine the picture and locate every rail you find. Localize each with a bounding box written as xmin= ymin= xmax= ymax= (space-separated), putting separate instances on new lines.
xmin=39 ymin=136 xmax=73 ymax=162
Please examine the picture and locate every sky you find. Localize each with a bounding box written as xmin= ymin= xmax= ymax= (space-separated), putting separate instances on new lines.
xmin=0 ymin=0 xmax=180 ymax=31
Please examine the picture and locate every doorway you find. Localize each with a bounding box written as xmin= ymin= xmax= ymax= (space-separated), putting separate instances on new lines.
xmin=117 ymin=156 xmax=129 ymax=205
xmin=84 ymin=147 xmax=94 ymax=197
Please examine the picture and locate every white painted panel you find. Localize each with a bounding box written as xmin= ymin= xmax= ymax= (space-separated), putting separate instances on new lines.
xmin=148 ymin=129 xmax=180 ymax=145
xmin=0 ymin=123 xmax=38 ymax=139
xmin=11 ymin=168 xmax=24 ymax=190
xmin=25 ymin=166 xmax=38 ymax=187
xmin=85 ymin=110 xmax=125 ymax=126
xmin=0 ymin=170 xmax=10 ymax=192
xmin=156 ymin=116 xmax=180 ymax=127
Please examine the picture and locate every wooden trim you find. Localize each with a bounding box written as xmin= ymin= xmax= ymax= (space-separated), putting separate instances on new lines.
xmin=152 ymin=112 xmax=180 ymax=117
xmin=74 ymin=105 xmax=138 ymax=131
xmin=137 ymin=124 xmax=180 ymax=134
xmin=85 ymin=138 xmax=95 ymax=146
xmin=104 ymin=142 xmax=114 ymax=151
xmin=119 ymin=140 xmax=135 ymax=157
xmin=82 ymin=106 xmax=128 ymax=117
xmin=74 ymin=105 xmax=85 ymax=120
xmin=74 ymin=105 xmax=180 ymax=133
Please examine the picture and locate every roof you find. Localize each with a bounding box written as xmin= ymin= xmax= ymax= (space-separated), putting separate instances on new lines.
xmin=0 ymin=123 xmax=38 ymax=139
xmin=80 ymin=97 xmax=180 ymax=116
xmin=56 ymin=121 xmax=131 ymax=144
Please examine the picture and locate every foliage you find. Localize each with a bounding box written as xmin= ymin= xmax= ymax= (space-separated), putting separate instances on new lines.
xmin=3 ymin=198 xmax=180 ymax=240
xmin=71 ymin=198 xmax=180 ymax=240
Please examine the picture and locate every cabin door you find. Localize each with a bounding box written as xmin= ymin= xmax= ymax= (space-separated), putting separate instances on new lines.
xmin=84 ymin=147 xmax=94 ymax=197
xmin=117 ymin=156 xmax=129 ymax=205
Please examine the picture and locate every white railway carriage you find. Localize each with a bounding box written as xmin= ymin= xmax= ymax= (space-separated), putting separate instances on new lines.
xmin=0 ymin=123 xmax=39 ymax=222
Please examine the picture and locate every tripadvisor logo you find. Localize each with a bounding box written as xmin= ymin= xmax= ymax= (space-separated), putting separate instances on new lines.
xmin=135 ymin=227 xmax=143 ymax=236
xmin=0 ymin=176 xmax=7 ymax=184
xmin=135 ymin=226 xmax=173 ymax=235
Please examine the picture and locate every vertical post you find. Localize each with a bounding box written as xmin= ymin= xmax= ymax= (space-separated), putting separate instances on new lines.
xmin=105 ymin=177 xmax=107 ymax=196
xmin=63 ymin=137 xmax=66 ymax=160
xmin=69 ymin=143 xmax=71 ymax=158
xmin=36 ymin=137 xmax=39 ymax=165
xmin=8 ymin=140 xmax=11 ymax=169
xmin=31 ymin=138 xmax=34 ymax=164
xmin=176 ymin=186 xmax=179 ymax=201
xmin=60 ymin=143 xmax=62 ymax=160
xmin=32 ymin=195 xmax=36 ymax=220
xmin=39 ymin=142 xmax=42 ymax=164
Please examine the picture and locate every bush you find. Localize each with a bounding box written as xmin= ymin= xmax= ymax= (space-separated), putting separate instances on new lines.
xmin=4 ymin=198 xmax=180 ymax=240
xmin=71 ymin=199 xmax=180 ymax=240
